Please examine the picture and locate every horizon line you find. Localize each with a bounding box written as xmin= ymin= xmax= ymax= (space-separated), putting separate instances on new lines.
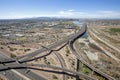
xmin=0 ymin=16 xmax=120 ymax=20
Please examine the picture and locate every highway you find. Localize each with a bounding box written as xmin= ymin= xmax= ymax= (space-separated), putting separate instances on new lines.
xmin=18 ymin=35 xmax=78 ymax=61
xmin=68 ymin=24 xmax=116 ymax=80
xmin=0 ymin=24 xmax=86 ymax=64
xmin=0 ymin=52 xmax=27 ymax=80
xmin=0 ymin=63 xmax=95 ymax=80
xmin=0 ymin=23 xmax=96 ymax=80
xmin=0 ymin=51 xmax=47 ymax=80
xmin=15 ymin=24 xmax=87 ymax=62
xmin=0 ymin=70 xmax=25 ymax=80
xmin=39 ymin=44 xmax=67 ymax=80
xmin=54 ymin=51 xmax=67 ymax=80
xmin=19 ymin=42 xmax=68 ymax=63
xmin=0 ymin=23 xmax=115 ymax=80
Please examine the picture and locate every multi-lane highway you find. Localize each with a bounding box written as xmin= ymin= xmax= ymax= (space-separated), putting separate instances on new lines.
xmin=0 ymin=63 xmax=95 ymax=80
xmin=38 ymin=44 xmax=67 ymax=80
xmin=0 ymin=22 xmax=116 ymax=80
xmin=16 ymin=24 xmax=87 ymax=62
xmin=54 ymin=51 xmax=67 ymax=80
xmin=68 ymin=24 xmax=115 ymax=80
xmin=0 ymin=23 xmax=93 ymax=80
xmin=0 ymin=51 xmax=47 ymax=80
xmin=0 ymin=24 xmax=86 ymax=63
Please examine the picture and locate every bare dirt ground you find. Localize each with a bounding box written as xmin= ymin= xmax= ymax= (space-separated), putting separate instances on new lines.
xmin=86 ymin=24 xmax=120 ymax=79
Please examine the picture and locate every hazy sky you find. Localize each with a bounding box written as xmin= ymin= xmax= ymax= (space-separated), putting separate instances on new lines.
xmin=0 ymin=0 xmax=120 ymax=19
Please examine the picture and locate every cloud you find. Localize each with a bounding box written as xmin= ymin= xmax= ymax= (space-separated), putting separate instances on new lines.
xmin=59 ymin=10 xmax=74 ymax=16
xmin=0 ymin=10 xmax=120 ymax=19
xmin=58 ymin=10 xmax=88 ymax=18
xmin=58 ymin=10 xmax=120 ymax=18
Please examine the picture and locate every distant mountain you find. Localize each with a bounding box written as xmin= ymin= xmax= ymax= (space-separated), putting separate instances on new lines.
xmin=0 ymin=17 xmax=78 ymax=21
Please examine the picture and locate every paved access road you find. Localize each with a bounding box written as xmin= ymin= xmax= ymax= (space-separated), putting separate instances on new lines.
xmin=0 ymin=51 xmax=46 ymax=80
xmin=0 ymin=24 xmax=95 ymax=80
xmin=0 ymin=63 xmax=95 ymax=80
xmin=0 ymin=23 xmax=87 ymax=64
xmin=68 ymin=25 xmax=116 ymax=80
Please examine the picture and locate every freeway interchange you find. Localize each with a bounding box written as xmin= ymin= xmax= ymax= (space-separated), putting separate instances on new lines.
xmin=0 ymin=23 xmax=115 ymax=80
